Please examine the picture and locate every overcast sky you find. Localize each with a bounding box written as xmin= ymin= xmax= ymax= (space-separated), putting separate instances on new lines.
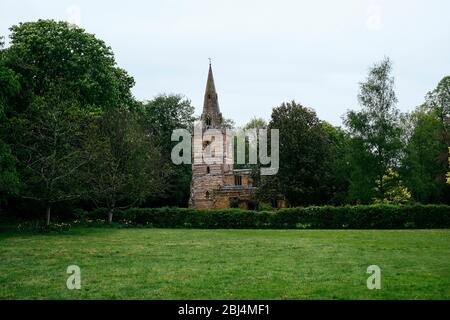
xmin=1 ymin=0 xmax=449 ymax=126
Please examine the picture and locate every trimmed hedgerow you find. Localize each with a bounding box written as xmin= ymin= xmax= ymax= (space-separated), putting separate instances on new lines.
xmin=83 ymin=204 xmax=450 ymax=229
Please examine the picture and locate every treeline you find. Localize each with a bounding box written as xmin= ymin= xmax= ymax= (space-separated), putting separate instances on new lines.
xmin=251 ymin=59 xmax=449 ymax=207
xmin=0 ymin=20 xmax=195 ymax=223
xmin=0 ymin=20 xmax=449 ymax=224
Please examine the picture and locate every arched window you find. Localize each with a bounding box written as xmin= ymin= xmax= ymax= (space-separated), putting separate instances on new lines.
xmin=206 ymin=166 xmax=210 ymax=174
xmin=205 ymin=117 xmax=211 ymax=126
xmin=205 ymin=191 xmax=210 ymax=199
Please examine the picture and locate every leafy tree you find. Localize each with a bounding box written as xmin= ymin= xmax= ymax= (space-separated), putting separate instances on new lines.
xmin=0 ymin=142 xmax=19 ymax=205
xmin=235 ymin=118 xmax=275 ymax=205
xmin=0 ymin=63 xmax=20 ymax=204
xmin=320 ymin=122 xmax=352 ymax=204
xmin=401 ymin=76 xmax=450 ymax=203
xmin=373 ymin=168 xmax=411 ymax=204
xmin=1 ymin=20 xmax=137 ymax=220
xmin=141 ymin=94 xmax=196 ymax=206
xmin=2 ymin=19 xmax=134 ymax=113
xmin=267 ymin=101 xmax=330 ymax=206
xmin=345 ymin=57 xmax=403 ymax=203
xmin=222 ymin=118 xmax=236 ymax=130
xmin=9 ymin=86 xmax=91 ymax=224
xmin=232 ymin=117 xmax=267 ymax=171
xmin=83 ymin=108 xmax=168 ymax=222
xmin=244 ymin=117 xmax=267 ymax=131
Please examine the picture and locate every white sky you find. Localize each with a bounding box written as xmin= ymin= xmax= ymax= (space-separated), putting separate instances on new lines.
xmin=1 ymin=0 xmax=449 ymax=126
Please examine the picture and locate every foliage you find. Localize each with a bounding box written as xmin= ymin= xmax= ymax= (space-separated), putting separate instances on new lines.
xmin=1 ymin=20 xmax=138 ymax=222
xmin=345 ymin=58 xmax=403 ymax=203
xmin=244 ymin=117 xmax=267 ymax=130
xmin=0 ymin=64 xmax=21 ymax=203
xmin=2 ymin=19 xmax=134 ymax=112
xmin=82 ymin=107 xmax=168 ymax=222
xmin=265 ymin=101 xmax=331 ymax=206
xmin=401 ymin=76 xmax=450 ymax=204
xmin=141 ymin=94 xmax=196 ymax=206
xmin=372 ymin=168 xmax=411 ymax=204
xmin=320 ymin=122 xmax=352 ymax=204
xmin=9 ymin=86 xmax=93 ymax=224
xmin=17 ymin=220 xmax=71 ymax=233
xmin=81 ymin=205 xmax=450 ymax=229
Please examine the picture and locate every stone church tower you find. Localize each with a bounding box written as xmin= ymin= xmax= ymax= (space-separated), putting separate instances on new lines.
xmin=189 ymin=63 xmax=255 ymax=209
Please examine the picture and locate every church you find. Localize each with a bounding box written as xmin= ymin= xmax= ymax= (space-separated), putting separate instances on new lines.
xmin=188 ymin=63 xmax=256 ymax=209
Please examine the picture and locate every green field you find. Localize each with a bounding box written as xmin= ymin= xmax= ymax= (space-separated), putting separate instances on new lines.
xmin=0 ymin=228 xmax=449 ymax=299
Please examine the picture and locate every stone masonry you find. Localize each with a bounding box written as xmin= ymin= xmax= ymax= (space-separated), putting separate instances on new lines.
xmin=188 ymin=63 xmax=256 ymax=209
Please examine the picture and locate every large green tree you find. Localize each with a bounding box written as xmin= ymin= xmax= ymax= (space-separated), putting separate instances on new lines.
xmin=320 ymin=122 xmax=352 ymax=205
xmin=2 ymin=20 xmax=134 ymax=113
xmin=267 ymin=101 xmax=330 ymax=206
xmin=401 ymin=76 xmax=450 ymax=203
xmin=10 ymin=86 xmax=92 ymax=224
xmin=0 ymin=63 xmax=20 ymax=205
xmin=82 ymin=107 xmax=168 ymax=222
xmin=345 ymin=58 xmax=403 ymax=203
xmin=1 ymin=20 xmax=137 ymax=221
xmin=141 ymin=94 xmax=196 ymax=206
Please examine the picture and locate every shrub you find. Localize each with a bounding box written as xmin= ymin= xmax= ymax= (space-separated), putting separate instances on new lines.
xmin=17 ymin=221 xmax=71 ymax=233
xmin=79 ymin=204 xmax=450 ymax=229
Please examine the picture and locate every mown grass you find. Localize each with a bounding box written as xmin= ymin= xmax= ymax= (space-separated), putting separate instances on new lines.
xmin=0 ymin=228 xmax=449 ymax=299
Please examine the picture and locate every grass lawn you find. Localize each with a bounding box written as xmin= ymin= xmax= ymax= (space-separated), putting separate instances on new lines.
xmin=0 ymin=228 xmax=449 ymax=299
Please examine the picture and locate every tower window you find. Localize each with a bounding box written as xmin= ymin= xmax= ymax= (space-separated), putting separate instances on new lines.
xmin=206 ymin=166 xmax=210 ymax=174
xmin=234 ymin=176 xmax=242 ymax=186
xmin=205 ymin=117 xmax=211 ymax=126
xmin=205 ymin=191 xmax=210 ymax=199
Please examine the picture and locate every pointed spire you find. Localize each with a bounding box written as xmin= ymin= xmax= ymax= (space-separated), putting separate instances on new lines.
xmin=202 ymin=60 xmax=222 ymax=128
xmin=204 ymin=62 xmax=217 ymax=98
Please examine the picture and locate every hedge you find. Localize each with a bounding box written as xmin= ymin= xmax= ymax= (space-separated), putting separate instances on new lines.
xmin=82 ymin=205 xmax=450 ymax=229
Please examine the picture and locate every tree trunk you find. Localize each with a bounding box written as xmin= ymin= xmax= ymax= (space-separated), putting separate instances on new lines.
xmin=108 ymin=208 xmax=114 ymax=224
xmin=45 ymin=204 xmax=51 ymax=226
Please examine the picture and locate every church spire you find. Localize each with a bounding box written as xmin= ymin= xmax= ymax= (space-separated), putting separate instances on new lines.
xmin=202 ymin=61 xmax=222 ymax=128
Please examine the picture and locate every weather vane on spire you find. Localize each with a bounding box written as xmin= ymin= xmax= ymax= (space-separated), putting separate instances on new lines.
xmin=208 ymin=57 xmax=211 ymax=66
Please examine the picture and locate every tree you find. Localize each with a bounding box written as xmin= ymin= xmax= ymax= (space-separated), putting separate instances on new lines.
xmin=244 ymin=117 xmax=267 ymax=131
xmin=0 ymin=63 xmax=21 ymax=205
xmin=2 ymin=19 xmax=134 ymax=113
xmin=373 ymin=168 xmax=411 ymax=204
xmin=1 ymin=20 xmax=137 ymax=221
xmin=83 ymin=107 xmax=168 ymax=223
xmin=345 ymin=57 xmax=403 ymax=203
xmin=401 ymin=76 xmax=450 ymax=203
xmin=9 ymin=86 xmax=91 ymax=224
xmin=266 ymin=101 xmax=330 ymax=206
xmin=235 ymin=118 xmax=276 ymax=205
xmin=232 ymin=117 xmax=267 ymax=171
xmin=320 ymin=122 xmax=352 ymax=205
xmin=141 ymin=94 xmax=196 ymax=206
